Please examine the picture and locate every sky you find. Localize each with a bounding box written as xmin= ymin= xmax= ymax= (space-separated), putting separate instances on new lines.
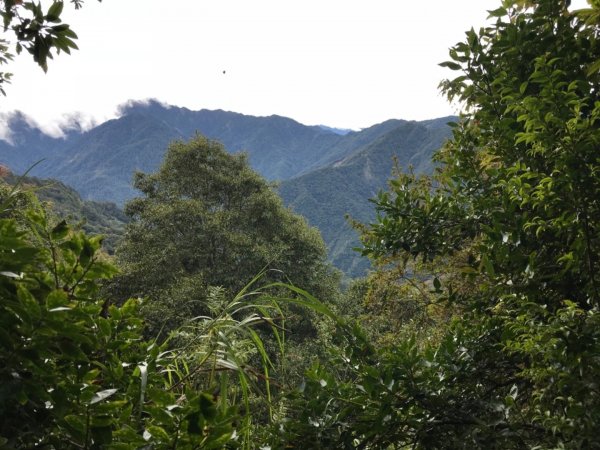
xmin=0 ymin=0 xmax=590 ymax=133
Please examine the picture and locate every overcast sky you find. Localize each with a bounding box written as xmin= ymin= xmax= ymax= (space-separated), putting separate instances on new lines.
xmin=0 ymin=0 xmax=589 ymax=133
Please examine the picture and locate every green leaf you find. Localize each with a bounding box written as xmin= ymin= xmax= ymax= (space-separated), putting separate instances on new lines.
xmin=187 ymin=411 xmax=204 ymax=435
xmin=586 ymin=58 xmax=600 ymax=76
xmin=46 ymin=1 xmax=64 ymax=21
xmin=487 ymin=7 xmax=507 ymax=18
xmin=481 ymin=256 xmax=495 ymax=277
xmin=83 ymin=368 xmax=101 ymax=383
xmin=79 ymin=239 xmax=95 ymax=266
xmin=90 ymin=388 xmax=118 ymax=405
xmin=199 ymin=392 xmax=217 ymax=420
xmin=90 ymin=415 xmax=113 ymax=428
xmin=46 ymin=289 xmax=69 ymax=309
xmin=94 ymin=400 xmax=128 ymax=414
xmin=51 ymin=23 xmax=70 ymax=32
xmin=439 ymin=61 xmax=462 ymax=70
xmin=97 ymin=317 xmax=111 ymax=338
xmin=64 ymin=415 xmax=86 ymax=441
xmin=51 ymin=219 xmax=69 ymax=239
xmin=59 ymin=340 xmax=88 ymax=361
xmin=146 ymin=425 xmax=170 ymax=441
xmin=519 ymin=81 xmax=528 ymax=94
xmin=17 ymin=284 xmax=40 ymax=321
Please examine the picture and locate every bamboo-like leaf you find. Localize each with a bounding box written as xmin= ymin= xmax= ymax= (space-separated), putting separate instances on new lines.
xmin=0 ymin=271 xmax=22 ymax=278
xmin=90 ymin=388 xmax=118 ymax=405
xmin=137 ymin=363 xmax=148 ymax=424
xmin=216 ymin=358 xmax=239 ymax=371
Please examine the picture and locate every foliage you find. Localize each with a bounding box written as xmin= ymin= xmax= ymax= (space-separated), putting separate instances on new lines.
xmin=0 ymin=195 xmax=241 ymax=448
xmin=0 ymin=0 xmax=100 ymax=95
xmin=271 ymin=320 xmax=528 ymax=449
xmin=1 ymin=189 xmax=339 ymax=448
xmin=113 ymin=134 xmax=340 ymax=337
xmin=272 ymin=0 xmax=600 ymax=448
xmin=8 ymin=0 xmax=600 ymax=447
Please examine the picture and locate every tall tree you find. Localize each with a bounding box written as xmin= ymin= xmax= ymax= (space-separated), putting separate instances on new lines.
xmin=273 ymin=1 xmax=600 ymax=448
xmin=363 ymin=0 xmax=600 ymax=446
xmin=113 ymin=135 xmax=340 ymax=335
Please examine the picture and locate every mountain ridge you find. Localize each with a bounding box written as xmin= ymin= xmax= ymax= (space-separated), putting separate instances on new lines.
xmin=0 ymin=101 xmax=456 ymax=276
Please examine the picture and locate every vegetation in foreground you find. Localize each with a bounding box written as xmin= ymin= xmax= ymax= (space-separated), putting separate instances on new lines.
xmin=1 ymin=0 xmax=600 ymax=448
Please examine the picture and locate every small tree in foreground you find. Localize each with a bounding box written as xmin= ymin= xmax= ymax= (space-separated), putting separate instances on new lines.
xmin=0 ymin=187 xmax=237 ymax=448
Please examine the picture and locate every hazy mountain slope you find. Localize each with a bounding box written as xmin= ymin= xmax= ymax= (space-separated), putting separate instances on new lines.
xmin=42 ymin=113 xmax=183 ymax=204
xmin=298 ymin=119 xmax=414 ymax=175
xmin=1 ymin=101 xmax=349 ymax=202
xmin=279 ymin=118 xmax=455 ymax=277
xmin=116 ymin=101 xmax=345 ymax=180
xmin=0 ymin=112 xmax=68 ymax=173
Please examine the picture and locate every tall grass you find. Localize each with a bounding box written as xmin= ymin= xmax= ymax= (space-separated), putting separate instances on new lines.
xmin=150 ymin=272 xmax=339 ymax=448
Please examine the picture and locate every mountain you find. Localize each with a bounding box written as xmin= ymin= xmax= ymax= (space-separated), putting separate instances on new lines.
xmin=0 ymin=112 xmax=69 ymax=174
xmin=113 ymin=101 xmax=345 ymax=181
xmin=279 ymin=118 xmax=454 ymax=277
xmin=42 ymin=113 xmax=181 ymax=205
xmin=0 ymin=101 xmax=455 ymax=277
xmin=1 ymin=101 xmax=356 ymax=203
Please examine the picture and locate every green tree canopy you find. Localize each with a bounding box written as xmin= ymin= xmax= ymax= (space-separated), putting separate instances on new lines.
xmin=273 ymin=1 xmax=600 ymax=448
xmin=113 ymin=135 xmax=340 ymax=335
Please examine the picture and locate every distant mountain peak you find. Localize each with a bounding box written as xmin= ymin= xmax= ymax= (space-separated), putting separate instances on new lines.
xmin=116 ymin=98 xmax=173 ymax=116
xmin=0 ymin=110 xmax=98 ymax=144
xmin=0 ymin=111 xmax=37 ymax=144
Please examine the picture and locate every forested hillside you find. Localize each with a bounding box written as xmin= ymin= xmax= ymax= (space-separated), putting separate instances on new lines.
xmin=0 ymin=101 xmax=452 ymax=204
xmin=1 ymin=171 xmax=127 ymax=252
xmin=280 ymin=117 xmax=453 ymax=276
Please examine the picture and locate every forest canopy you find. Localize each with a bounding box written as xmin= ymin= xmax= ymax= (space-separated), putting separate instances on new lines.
xmin=112 ymin=135 xmax=340 ymax=335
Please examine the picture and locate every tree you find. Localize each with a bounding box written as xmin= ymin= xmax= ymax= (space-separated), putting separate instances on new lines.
xmin=273 ymin=1 xmax=600 ymax=448
xmin=0 ymin=180 xmax=298 ymax=449
xmin=366 ymin=0 xmax=600 ymax=445
xmin=113 ymin=135 xmax=340 ymax=336
xmin=0 ymin=0 xmax=99 ymax=95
